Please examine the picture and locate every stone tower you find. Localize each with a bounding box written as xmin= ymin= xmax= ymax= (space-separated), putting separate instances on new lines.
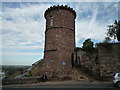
xmin=43 ymin=5 xmax=76 ymax=77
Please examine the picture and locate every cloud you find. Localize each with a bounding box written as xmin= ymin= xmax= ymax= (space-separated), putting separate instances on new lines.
xmin=2 ymin=51 xmax=42 ymax=56
xmin=76 ymin=20 xmax=107 ymax=44
xmin=2 ymin=45 xmax=44 ymax=50
xmin=2 ymin=2 xmax=118 ymax=48
xmin=74 ymin=2 xmax=118 ymax=47
xmin=1 ymin=2 xmax=118 ymax=65
xmin=20 ymin=0 xmax=120 ymax=2
xmin=1 ymin=3 xmax=50 ymax=65
xmin=2 ymin=3 xmax=52 ymax=47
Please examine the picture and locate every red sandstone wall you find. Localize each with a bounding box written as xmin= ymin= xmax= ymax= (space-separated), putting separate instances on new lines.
xmin=44 ymin=8 xmax=76 ymax=74
xmin=46 ymin=10 xmax=75 ymax=30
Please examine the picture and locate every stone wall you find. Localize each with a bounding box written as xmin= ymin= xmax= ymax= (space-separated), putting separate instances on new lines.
xmin=43 ymin=5 xmax=76 ymax=76
xmin=76 ymin=50 xmax=100 ymax=77
xmin=76 ymin=43 xmax=120 ymax=80
xmin=98 ymin=43 xmax=120 ymax=77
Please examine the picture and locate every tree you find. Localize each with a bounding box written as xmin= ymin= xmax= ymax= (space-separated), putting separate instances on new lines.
xmin=82 ymin=38 xmax=94 ymax=48
xmin=104 ymin=37 xmax=111 ymax=43
xmin=117 ymin=21 xmax=120 ymax=41
xmin=106 ymin=20 xmax=120 ymax=41
xmin=82 ymin=38 xmax=94 ymax=52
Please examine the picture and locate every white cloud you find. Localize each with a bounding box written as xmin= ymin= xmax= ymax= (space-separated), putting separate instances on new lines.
xmin=76 ymin=20 xmax=107 ymax=43
xmin=2 ymin=2 xmax=118 ymax=47
xmin=1 ymin=2 xmax=118 ymax=65
xmin=2 ymin=51 xmax=42 ymax=56
xmin=74 ymin=2 xmax=117 ymax=47
xmin=2 ymin=3 xmax=52 ymax=47
xmin=1 ymin=0 xmax=119 ymax=2
xmin=2 ymin=45 xmax=44 ymax=50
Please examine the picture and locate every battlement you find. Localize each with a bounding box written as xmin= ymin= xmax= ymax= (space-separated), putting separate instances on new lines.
xmin=44 ymin=5 xmax=76 ymax=19
xmin=43 ymin=5 xmax=76 ymax=76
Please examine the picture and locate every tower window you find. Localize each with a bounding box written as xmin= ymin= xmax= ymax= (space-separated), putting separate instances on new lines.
xmin=50 ymin=16 xmax=54 ymax=26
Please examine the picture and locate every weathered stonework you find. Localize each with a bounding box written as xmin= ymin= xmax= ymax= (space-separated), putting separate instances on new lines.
xmin=75 ymin=43 xmax=120 ymax=80
xmin=98 ymin=43 xmax=120 ymax=77
xmin=31 ymin=5 xmax=120 ymax=81
xmin=43 ymin=5 xmax=76 ymax=77
xmin=76 ymin=50 xmax=99 ymax=74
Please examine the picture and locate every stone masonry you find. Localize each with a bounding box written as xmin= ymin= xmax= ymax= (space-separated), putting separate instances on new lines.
xmin=30 ymin=5 xmax=120 ymax=81
xmin=98 ymin=43 xmax=120 ymax=77
xmin=43 ymin=5 xmax=76 ymax=77
xmin=75 ymin=43 xmax=120 ymax=80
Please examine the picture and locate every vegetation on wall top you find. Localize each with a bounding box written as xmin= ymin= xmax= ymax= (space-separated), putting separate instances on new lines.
xmin=105 ymin=20 xmax=120 ymax=42
xmin=76 ymin=38 xmax=97 ymax=52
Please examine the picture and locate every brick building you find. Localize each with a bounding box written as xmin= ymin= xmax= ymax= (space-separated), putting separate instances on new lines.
xmin=43 ymin=5 xmax=76 ymax=76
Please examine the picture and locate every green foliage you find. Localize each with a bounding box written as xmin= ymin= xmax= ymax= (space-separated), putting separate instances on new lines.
xmin=75 ymin=38 xmax=96 ymax=52
xmin=99 ymin=42 xmax=110 ymax=47
xmin=104 ymin=37 xmax=111 ymax=43
xmin=82 ymin=38 xmax=94 ymax=52
xmin=117 ymin=21 xmax=120 ymax=41
xmin=75 ymin=47 xmax=82 ymax=51
xmin=83 ymin=38 xmax=94 ymax=47
xmin=25 ymin=71 xmax=32 ymax=77
xmin=106 ymin=20 xmax=120 ymax=41
xmin=2 ymin=66 xmax=30 ymax=78
xmin=97 ymin=42 xmax=112 ymax=50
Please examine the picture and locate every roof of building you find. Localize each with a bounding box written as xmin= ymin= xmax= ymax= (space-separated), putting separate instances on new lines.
xmin=44 ymin=5 xmax=76 ymax=19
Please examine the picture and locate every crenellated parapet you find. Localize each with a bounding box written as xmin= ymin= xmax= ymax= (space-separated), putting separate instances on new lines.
xmin=44 ymin=5 xmax=76 ymax=19
xmin=43 ymin=5 xmax=76 ymax=78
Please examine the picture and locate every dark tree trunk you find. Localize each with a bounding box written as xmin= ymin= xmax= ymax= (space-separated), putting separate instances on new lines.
xmin=117 ymin=29 xmax=120 ymax=41
xmin=71 ymin=53 xmax=74 ymax=68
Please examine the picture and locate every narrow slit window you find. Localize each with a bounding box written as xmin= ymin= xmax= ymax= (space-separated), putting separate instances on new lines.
xmin=50 ymin=16 xmax=54 ymax=26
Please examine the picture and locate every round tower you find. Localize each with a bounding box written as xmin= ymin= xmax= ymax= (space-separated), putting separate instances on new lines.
xmin=43 ymin=5 xmax=76 ymax=76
